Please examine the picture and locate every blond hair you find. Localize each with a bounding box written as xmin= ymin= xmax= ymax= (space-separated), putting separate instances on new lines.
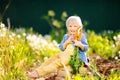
xmin=66 ymin=16 xmax=83 ymax=28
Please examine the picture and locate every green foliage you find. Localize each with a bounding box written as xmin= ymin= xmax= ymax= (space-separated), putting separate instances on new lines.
xmin=73 ymin=72 xmax=120 ymax=80
xmin=100 ymin=30 xmax=120 ymax=60
xmin=0 ymin=27 xmax=31 ymax=79
xmin=100 ymin=30 xmax=120 ymax=40
xmin=26 ymin=34 xmax=60 ymax=59
xmin=87 ymin=30 xmax=115 ymax=59
xmin=0 ymin=23 xmax=60 ymax=79
xmin=107 ymin=71 xmax=120 ymax=80
xmin=112 ymin=34 xmax=120 ymax=60
xmin=70 ymin=46 xmax=83 ymax=74
xmin=42 ymin=10 xmax=68 ymax=43
xmin=74 ymin=74 xmax=104 ymax=80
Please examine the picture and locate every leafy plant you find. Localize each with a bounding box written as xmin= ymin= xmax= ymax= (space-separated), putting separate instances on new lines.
xmin=87 ymin=30 xmax=115 ymax=59
xmin=70 ymin=46 xmax=83 ymax=74
xmin=0 ymin=23 xmax=61 ymax=79
xmin=0 ymin=23 xmax=31 ymax=79
xmin=42 ymin=10 xmax=68 ymax=43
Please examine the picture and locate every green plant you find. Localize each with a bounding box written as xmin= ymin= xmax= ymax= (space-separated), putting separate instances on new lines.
xmin=70 ymin=47 xmax=83 ymax=74
xmin=107 ymin=71 xmax=120 ymax=80
xmin=87 ymin=30 xmax=115 ymax=59
xmin=42 ymin=10 xmax=68 ymax=43
xmin=0 ymin=27 xmax=29 ymax=79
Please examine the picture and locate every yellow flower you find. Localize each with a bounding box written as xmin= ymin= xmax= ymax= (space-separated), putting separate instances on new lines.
xmin=52 ymin=20 xmax=61 ymax=28
xmin=48 ymin=10 xmax=55 ymax=17
xmin=61 ymin=11 xmax=68 ymax=21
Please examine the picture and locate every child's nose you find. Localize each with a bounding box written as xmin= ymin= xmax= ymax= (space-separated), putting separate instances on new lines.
xmin=70 ymin=30 xmax=75 ymax=32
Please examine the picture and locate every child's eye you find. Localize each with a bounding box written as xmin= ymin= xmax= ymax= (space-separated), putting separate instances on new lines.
xmin=74 ymin=26 xmax=77 ymax=27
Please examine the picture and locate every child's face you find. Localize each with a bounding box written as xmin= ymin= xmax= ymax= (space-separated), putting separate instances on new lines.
xmin=67 ymin=22 xmax=81 ymax=36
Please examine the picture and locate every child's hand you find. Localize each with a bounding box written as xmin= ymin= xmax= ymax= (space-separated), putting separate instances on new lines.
xmin=74 ymin=40 xmax=81 ymax=47
xmin=63 ymin=36 xmax=75 ymax=49
xmin=66 ymin=36 xmax=75 ymax=44
xmin=74 ymin=40 xmax=84 ymax=50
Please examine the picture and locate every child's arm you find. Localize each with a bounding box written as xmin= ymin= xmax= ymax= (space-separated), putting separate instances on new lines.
xmin=62 ymin=41 xmax=69 ymax=50
xmin=59 ymin=34 xmax=68 ymax=51
xmin=63 ymin=36 xmax=74 ymax=48
xmin=59 ymin=34 xmax=74 ymax=51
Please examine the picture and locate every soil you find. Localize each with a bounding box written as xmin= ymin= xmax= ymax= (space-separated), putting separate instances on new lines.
xmin=89 ymin=54 xmax=120 ymax=75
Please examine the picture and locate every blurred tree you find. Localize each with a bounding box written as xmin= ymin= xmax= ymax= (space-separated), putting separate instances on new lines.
xmin=42 ymin=10 xmax=68 ymax=43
